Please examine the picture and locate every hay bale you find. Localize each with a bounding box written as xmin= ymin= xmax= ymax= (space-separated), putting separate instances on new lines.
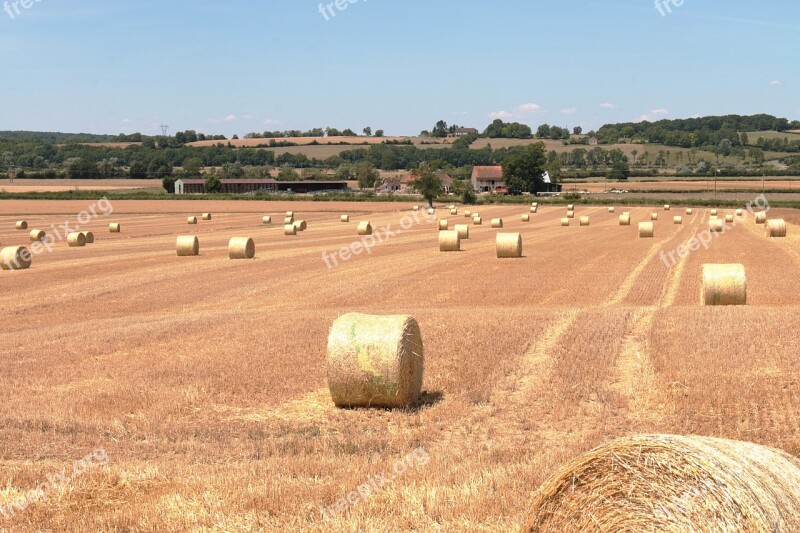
xmin=561 ymin=218 xmax=570 ymax=227
xmin=262 ymin=216 xmax=272 ymax=225
xmin=81 ymin=231 xmax=95 ymax=244
xmin=491 ymin=218 xmax=503 ymax=229
xmin=357 ymin=221 xmax=372 ymax=236
xmin=340 ymin=214 xmax=349 ymax=223
xmin=176 ymin=235 xmax=199 ymax=256
xmin=202 ymin=213 xmax=212 ymax=221
xmin=755 ymin=212 xmax=767 ymax=224
xmin=285 ymin=211 xmax=294 ymax=217
xmin=619 ymin=214 xmax=631 ymax=226
xmin=284 ymin=215 xmax=294 ymax=225
xmin=450 ymin=208 xmax=458 ymax=216
xmin=702 ymin=263 xmax=746 ymax=305
xmin=229 ymin=237 xmax=255 ymax=259
xmin=638 ymin=222 xmax=654 ymax=238
xmin=284 ymin=224 xmax=297 ymax=236
xmin=766 ymin=219 xmax=787 ymax=238
xmin=438 ymin=220 xmax=449 ymax=231
xmin=736 ymin=208 xmax=744 ymax=216
xmin=567 ymin=204 xmax=574 ymax=210
xmin=438 ymin=230 xmax=460 ymax=252
xmin=188 ymin=216 xmax=198 ymax=225
xmin=448 ymin=205 xmax=455 ymax=210
xmin=579 ymin=216 xmax=590 ymax=226
xmin=686 ymin=208 xmax=693 ymax=215
xmin=673 ymin=216 xmax=683 ymax=225
xmin=664 ymin=204 xmax=670 ymax=210
xmin=109 ymin=223 xmax=121 ymax=232
xmin=15 ymin=221 xmax=27 ymax=230
xmin=454 ymin=224 xmax=469 ymax=240
xmin=29 ymin=230 xmax=46 ymax=242
xmin=1 ymin=246 xmax=31 ymax=270
xmin=608 ymin=207 xmax=615 ymax=213
xmin=67 ymin=232 xmax=86 ymax=247
xmin=524 ymin=434 xmax=800 ymax=532
xmin=496 ymin=233 xmax=522 ymax=258
xmin=651 ymin=213 xmax=659 ymax=221
xmin=725 ymin=214 xmax=734 ymax=223
xmin=293 ymin=220 xmax=307 ymax=231
xmin=412 ymin=206 xmax=419 ymax=211
xmin=427 ymin=208 xmax=435 ymax=215
xmin=566 ymin=210 xmax=575 ymax=219
xmin=326 ymin=313 xmax=424 ymax=408
xmin=711 ymin=209 xmax=718 ymax=216
xmin=473 ymin=216 xmax=482 ymax=225
xmin=531 ymin=202 xmax=538 ymax=208
xmin=522 ymin=214 xmax=530 ymax=222
xmin=710 ymin=219 xmax=724 ymax=232
xmin=464 ymin=210 xmax=471 ymax=218
xmin=530 ymin=206 xmax=538 ymax=213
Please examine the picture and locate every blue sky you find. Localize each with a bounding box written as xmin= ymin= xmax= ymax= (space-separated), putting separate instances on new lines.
xmin=0 ymin=0 xmax=797 ymax=137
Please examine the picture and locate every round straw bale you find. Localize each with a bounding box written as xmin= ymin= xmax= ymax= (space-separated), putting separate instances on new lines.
xmin=710 ymin=209 xmax=718 ymax=216
xmin=285 ymin=211 xmax=294 ymax=217
xmin=1 ymin=246 xmax=31 ymax=270
xmin=664 ymin=204 xmax=670 ymax=210
xmin=567 ymin=204 xmax=574 ymax=210
xmin=438 ymin=230 xmax=460 ymax=252
xmin=755 ymin=212 xmax=767 ymax=224
xmin=473 ymin=216 xmax=482 ymax=225
xmin=531 ymin=202 xmax=538 ymax=208
xmin=284 ymin=216 xmax=294 ymax=225
xmin=29 ymin=230 xmax=46 ymax=242
xmin=702 ymin=263 xmax=746 ymax=305
xmin=357 ymin=221 xmax=372 ymax=236
xmin=608 ymin=206 xmax=615 ymax=213
xmin=686 ymin=208 xmax=693 ymax=215
xmin=293 ymin=220 xmax=307 ymax=231
xmin=427 ymin=208 xmax=435 ymax=215
xmin=766 ymin=219 xmax=786 ymax=238
xmin=619 ymin=214 xmax=631 ymax=226
xmin=109 ymin=223 xmax=121 ymax=232
xmin=15 ymin=221 xmax=27 ymax=230
xmin=284 ymin=224 xmax=296 ymax=236
xmin=673 ymin=216 xmax=683 ymax=225
xmin=530 ymin=206 xmax=538 ymax=213
xmin=412 ymin=206 xmax=419 ymax=211
xmin=579 ymin=216 xmax=590 ymax=226
xmin=454 ymin=224 xmax=469 ymax=240
xmin=81 ymin=231 xmax=94 ymax=244
xmin=561 ymin=218 xmax=570 ymax=227
xmin=229 ymin=237 xmax=255 ymax=259
xmin=566 ymin=210 xmax=574 ymax=219
xmin=491 ymin=218 xmax=503 ymax=229
xmin=525 ymin=434 xmax=800 ymax=532
xmin=725 ymin=214 xmax=734 ymax=223
xmin=326 ymin=313 xmax=424 ymax=408
xmin=176 ymin=235 xmax=199 ymax=256
xmin=522 ymin=214 xmax=530 ymax=222
xmin=448 ymin=205 xmax=455 ymax=210
xmin=638 ymin=222 xmax=654 ymax=238
xmin=736 ymin=208 xmax=744 ymax=216
xmin=651 ymin=212 xmax=659 ymax=221
xmin=450 ymin=208 xmax=458 ymax=216
xmin=188 ymin=216 xmax=198 ymax=225
xmin=710 ymin=219 xmax=724 ymax=232
xmin=464 ymin=210 xmax=471 ymax=218
xmin=496 ymin=233 xmax=522 ymax=258
xmin=340 ymin=214 xmax=349 ymax=222
xmin=67 ymin=232 xmax=86 ymax=247
xmin=202 ymin=213 xmax=212 ymax=221
xmin=438 ymin=219 xmax=449 ymax=231
xmin=262 ymin=216 xmax=272 ymax=225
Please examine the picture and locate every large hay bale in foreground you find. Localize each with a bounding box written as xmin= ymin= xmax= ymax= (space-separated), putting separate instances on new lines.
xmin=262 ymin=216 xmax=272 ymax=225
xmin=229 ymin=237 xmax=255 ymax=259
xmin=81 ymin=231 xmax=95 ymax=244
xmin=673 ymin=216 xmax=683 ymax=225
xmin=202 ymin=213 xmax=212 ymax=221
xmin=340 ymin=214 xmax=349 ymax=223
xmin=438 ymin=219 xmax=449 ymax=231
xmin=327 ymin=313 xmax=424 ymax=408
xmin=188 ymin=216 xmax=198 ymax=225
xmin=284 ymin=224 xmax=296 ymax=236
xmin=755 ymin=212 xmax=767 ymax=224
xmin=15 ymin=221 xmax=27 ymax=230
xmin=109 ymin=223 xmax=121 ymax=233
xmin=619 ymin=214 xmax=630 ymax=226
xmin=1 ymin=246 xmax=31 ymax=270
xmin=67 ymin=232 xmax=86 ymax=247
xmin=766 ymin=219 xmax=786 ymax=238
xmin=702 ymin=264 xmax=746 ymax=305
xmin=176 ymin=236 xmax=199 ymax=256
xmin=525 ymin=434 xmax=800 ymax=532
xmin=438 ymin=230 xmax=460 ymax=252
xmin=454 ymin=224 xmax=469 ymax=240
xmin=579 ymin=216 xmax=590 ymax=227
xmin=29 ymin=230 xmax=46 ymax=242
xmin=496 ymin=233 xmax=522 ymax=258
xmin=638 ymin=222 xmax=654 ymax=238
xmin=561 ymin=218 xmax=570 ymax=227
xmin=491 ymin=218 xmax=503 ymax=229
xmin=357 ymin=221 xmax=372 ymax=236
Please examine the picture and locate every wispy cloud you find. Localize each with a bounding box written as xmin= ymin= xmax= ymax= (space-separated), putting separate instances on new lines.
xmin=600 ymin=102 xmax=618 ymax=109
xmin=637 ymin=108 xmax=669 ymax=122
xmin=208 ymin=114 xmax=238 ymax=123
xmin=488 ymin=110 xmax=513 ymax=120
xmin=561 ymin=107 xmax=577 ymax=114
xmin=769 ymin=80 xmax=781 ymax=86
xmin=488 ymin=103 xmax=543 ymax=121
xmin=516 ymin=103 xmax=542 ymax=113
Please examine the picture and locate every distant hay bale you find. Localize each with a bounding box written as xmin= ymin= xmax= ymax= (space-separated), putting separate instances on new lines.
xmin=81 ymin=231 xmax=94 ymax=244
xmin=530 ymin=206 xmax=538 ymax=213
xmin=579 ymin=216 xmax=590 ymax=226
xmin=293 ymin=220 xmax=307 ymax=231
xmin=438 ymin=230 xmax=460 ymax=252
xmin=725 ymin=214 xmax=734 ymax=223
xmin=187 ymin=216 xmax=198 ymax=225
xmin=438 ymin=220 xmax=449 ymax=231
xmin=29 ymin=230 xmax=46 ymax=242
xmin=176 ymin=236 xmax=199 ymax=256
xmin=566 ymin=210 xmax=575 ymax=219
xmin=496 ymin=232 xmax=522 ymax=258
xmin=522 ymin=214 xmax=530 ymax=222
xmin=673 ymin=216 xmax=683 ymax=225
xmin=619 ymin=214 xmax=631 ymax=226
xmin=766 ymin=219 xmax=787 ymax=238
xmin=454 ymin=224 xmax=469 ymax=240
xmin=357 ymin=221 xmax=372 ymax=236
xmin=651 ymin=212 xmax=659 ymax=221
xmin=567 ymin=204 xmax=574 ymax=210
xmin=531 ymin=202 xmax=538 ymax=208
xmin=664 ymin=204 xmax=670 ymax=210
xmin=284 ymin=224 xmax=297 ymax=236
xmin=491 ymin=218 xmax=503 ymax=229
xmin=340 ymin=214 xmax=349 ymax=222
xmin=1 ymin=246 xmax=31 ymax=270
xmin=561 ymin=218 xmax=570 ymax=227
xmin=608 ymin=207 xmax=615 ymax=213
xmin=464 ymin=210 xmax=472 ymax=218
xmin=285 ymin=211 xmax=294 ymax=217
xmin=702 ymin=264 xmax=746 ymax=305
xmin=202 ymin=213 xmax=212 ymax=221
xmin=755 ymin=212 xmax=767 ymax=224
xmin=638 ymin=222 xmax=654 ymax=238
xmin=284 ymin=216 xmax=294 ymax=225
xmin=326 ymin=313 xmax=424 ymax=408
xmin=710 ymin=209 xmax=718 ymax=216
xmin=427 ymin=208 xmax=435 ymax=215
xmin=450 ymin=208 xmax=458 ymax=216
xmin=109 ymin=223 xmax=121 ymax=232
xmin=710 ymin=219 xmax=724 ymax=232
xmin=229 ymin=237 xmax=255 ymax=259
xmin=412 ymin=206 xmax=419 ymax=211
xmin=686 ymin=208 xmax=693 ymax=215
xmin=67 ymin=232 xmax=86 ymax=247
xmin=15 ymin=221 xmax=27 ymax=230
xmin=736 ymin=208 xmax=744 ymax=216
xmin=262 ymin=216 xmax=272 ymax=225
xmin=448 ymin=205 xmax=455 ymax=210
xmin=473 ymin=216 xmax=482 ymax=225
xmin=524 ymin=434 xmax=800 ymax=532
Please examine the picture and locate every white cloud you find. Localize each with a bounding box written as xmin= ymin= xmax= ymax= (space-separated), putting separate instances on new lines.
xmin=769 ymin=80 xmax=781 ymax=86
xmin=488 ymin=110 xmax=513 ymax=120
xmin=516 ymin=103 xmax=542 ymax=113
xmin=637 ymin=108 xmax=669 ymax=122
xmin=561 ymin=107 xmax=577 ymax=114
xmin=600 ymin=102 xmax=618 ymax=109
xmin=223 ymin=114 xmax=237 ymax=122
xmin=488 ymin=103 xmax=543 ymax=121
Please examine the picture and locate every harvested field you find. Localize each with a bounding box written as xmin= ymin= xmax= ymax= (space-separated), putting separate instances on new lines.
xmin=0 ymin=179 xmax=162 ymax=193
xmin=1 ymin=199 xmax=800 ymax=531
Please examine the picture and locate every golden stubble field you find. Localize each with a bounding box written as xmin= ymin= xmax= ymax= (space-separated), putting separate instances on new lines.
xmin=1 ymin=199 xmax=800 ymax=531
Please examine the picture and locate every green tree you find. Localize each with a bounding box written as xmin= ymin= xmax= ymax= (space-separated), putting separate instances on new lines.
xmin=545 ymin=159 xmax=563 ymax=183
xmin=182 ymin=158 xmax=204 ymax=176
xmin=432 ymin=120 xmax=448 ymax=138
xmin=129 ymin=161 xmax=148 ymax=179
xmin=573 ymin=126 xmax=583 ymax=135
xmin=278 ymin=166 xmax=300 ymax=181
xmin=335 ymin=163 xmax=355 ymax=181
xmin=363 ymin=127 xmax=372 ymax=137
xmin=608 ymin=160 xmax=630 ymax=181
xmin=410 ymin=169 xmax=443 ymax=207
xmin=374 ymin=129 xmax=384 ymax=138
xmin=355 ymin=162 xmax=379 ymax=189
xmin=147 ymin=157 xmax=172 ymax=179
xmin=502 ymin=143 xmax=547 ymax=194
xmin=204 ymin=175 xmax=222 ymax=193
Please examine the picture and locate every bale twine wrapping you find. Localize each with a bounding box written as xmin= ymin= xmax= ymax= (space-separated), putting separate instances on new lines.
xmin=15 ymin=221 xmax=27 ymax=230
xmin=293 ymin=220 xmax=307 ymax=232
xmin=341 ymin=214 xmax=349 ymax=223
xmin=491 ymin=218 xmax=503 ymax=229
xmin=262 ymin=216 xmax=272 ymax=225
xmin=29 ymin=230 xmax=46 ymax=242
xmin=530 ymin=206 xmax=538 ymax=213
xmin=766 ymin=219 xmax=786 ymax=238
xmin=566 ymin=210 xmax=575 ymax=219
xmin=524 ymin=434 xmax=800 ymax=532
xmin=710 ymin=219 xmax=724 ymax=232
xmin=284 ymin=224 xmax=297 ymax=236
xmin=473 ymin=216 xmax=482 ymax=225
xmin=496 ymin=233 xmax=522 ymax=258
xmin=619 ymin=214 xmax=631 ymax=226
xmin=202 ymin=213 xmax=212 ymax=221
xmin=664 ymin=204 xmax=670 ymax=210
xmin=357 ymin=221 xmax=372 ymax=236
xmin=561 ymin=218 xmax=570 ymax=227
xmin=438 ymin=230 xmax=460 ymax=252
xmin=81 ymin=231 xmax=95 ymax=244
xmin=711 ymin=209 xmax=718 ymax=216
xmin=454 ymin=224 xmax=469 ymax=240
xmin=651 ymin=213 xmax=659 ymax=221
xmin=326 ymin=313 xmax=424 ymax=408
xmin=284 ymin=216 xmax=294 ymax=225
xmin=67 ymin=232 xmax=86 ymax=247
xmin=176 ymin=235 xmax=199 ymax=256
xmin=608 ymin=207 xmax=615 ymax=213
xmin=228 ymin=237 xmax=255 ymax=260
xmin=673 ymin=216 xmax=683 ymax=225
xmin=755 ymin=212 xmax=767 ymax=224
xmin=686 ymin=208 xmax=693 ymax=215
xmin=188 ymin=216 xmax=198 ymax=225
xmin=638 ymin=222 xmax=654 ymax=238
xmin=522 ymin=214 xmax=530 ymax=222
xmin=702 ymin=264 xmax=746 ymax=305
xmin=579 ymin=216 xmax=590 ymax=226
xmin=725 ymin=214 xmax=734 ymax=223
xmin=438 ymin=220 xmax=449 ymax=231
xmin=1 ymin=246 xmax=31 ymax=270
xmin=109 ymin=223 xmax=121 ymax=232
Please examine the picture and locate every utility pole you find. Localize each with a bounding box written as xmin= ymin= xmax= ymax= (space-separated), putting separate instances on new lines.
xmin=160 ymin=125 xmax=170 ymax=136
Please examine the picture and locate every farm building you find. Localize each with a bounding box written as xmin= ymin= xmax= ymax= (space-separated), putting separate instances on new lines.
xmin=453 ymin=127 xmax=478 ymax=137
xmin=376 ymin=172 xmax=453 ymax=195
xmin=470 ymin=166 xmax=561 ymax=194
xmin=175 ymin=179 xmax=349 ymax=195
